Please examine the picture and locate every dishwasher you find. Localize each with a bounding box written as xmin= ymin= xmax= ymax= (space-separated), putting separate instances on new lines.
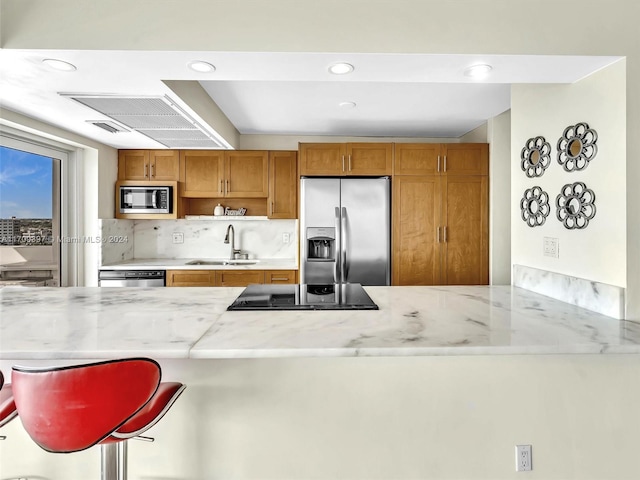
xmin=98 ymin=270 xmax=166 ymax=287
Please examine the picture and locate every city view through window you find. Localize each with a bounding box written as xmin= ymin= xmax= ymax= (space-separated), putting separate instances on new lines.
xmin=0 ymin=145 xmax=54 ymax=245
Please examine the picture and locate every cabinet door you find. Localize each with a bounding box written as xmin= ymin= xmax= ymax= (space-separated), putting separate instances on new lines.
xmin=392 ymin=176 xmax=442 ymax=285
xmin=150 ymin=150 xmax=180 ymax=181
xmin=394 ymin=144 xmax=441 ymax=175
xmin=166 ymin=270 xmax=216 ymax=287
xmin=299 ymin=143 xmax=346 ymax=175
xmin=225 ymin=151 xmax=268 ymax=198
xmin=215 ymin=270 xmax=265 ymax=287
xmin=180 ymin=151 xmax=225 ymax=197
xmin=264 ymin=270 xmax=297 ymax=284
xmin=441 ymin=144 xmax=489 ymax=175
xmin=118 ymin=150 xmax=149 ymax=180
xmin=346 ymin=143 xmax=392 ymax=175
xmin=268 ymin=151 xmax=298 ymax=219
xmin=441 ymin=176 xmax=488 ymax=285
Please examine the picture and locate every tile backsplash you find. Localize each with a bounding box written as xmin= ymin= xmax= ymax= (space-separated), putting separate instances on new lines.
xmin=100 ymin=218 xmax=297 ymax=263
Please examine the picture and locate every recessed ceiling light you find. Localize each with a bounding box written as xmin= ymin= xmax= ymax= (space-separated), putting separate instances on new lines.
xmin=42 ymin=59 xmax=77 ymax=72
xmin=188 ymin=61 xmax=216 ymax=73
xmin=464 ymin=64 xmax=493 ymax=78
xmin=339 ymin=101 xmax=357 ymax=109
xmin=329 ymin=63 xmax=354 ymax=75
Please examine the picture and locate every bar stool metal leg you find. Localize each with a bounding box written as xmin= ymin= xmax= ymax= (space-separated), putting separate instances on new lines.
xmin=101 ymin=442 xmax=128 ymax=480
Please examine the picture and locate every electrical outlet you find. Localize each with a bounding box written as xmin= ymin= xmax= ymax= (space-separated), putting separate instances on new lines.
xmin=282 ymin=233 xmax=290 ymax=244
xmin=543 ymin=237 xmax=559 ymax=258
xmin=515 ymin=445 xmax=532 ymax=472
xmin=172 ymin=232 xmax=184 ymax=244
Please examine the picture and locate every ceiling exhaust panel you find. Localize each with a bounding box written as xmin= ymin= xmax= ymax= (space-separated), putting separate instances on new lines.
xmin=62 ymin=94 xmax=229 ymax=149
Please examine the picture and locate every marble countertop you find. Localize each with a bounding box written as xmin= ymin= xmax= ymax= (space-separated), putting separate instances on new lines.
xmin=100 ymin=258 xmax=298 ymax=270
xmin=2 ymin=285 xmax=639 ymax=360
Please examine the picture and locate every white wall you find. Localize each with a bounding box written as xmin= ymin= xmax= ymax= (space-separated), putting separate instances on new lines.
xmin=239 ymin=134 xmax=462 ymax=150
xmin=4 ymin=355 xmax=640 ymax=479
xmin=511 ymin=60 xmax=626 ymax=287
xmin=488 ymin=110 xmax=511 ymax=285
xmin=459 ymin=122 xmax=488 ymax=143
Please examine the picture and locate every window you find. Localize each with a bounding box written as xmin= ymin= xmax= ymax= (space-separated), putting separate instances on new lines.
xmin=0 ymin=145 xmax=61 ymax=286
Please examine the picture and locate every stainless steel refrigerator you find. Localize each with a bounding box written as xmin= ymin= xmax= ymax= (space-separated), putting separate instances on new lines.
xmin=300 ymin=177 xmax=391 ymax=286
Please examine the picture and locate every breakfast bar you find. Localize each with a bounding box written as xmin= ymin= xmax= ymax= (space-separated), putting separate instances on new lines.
xmin=3 ymin=286 xmax=640 ymax=479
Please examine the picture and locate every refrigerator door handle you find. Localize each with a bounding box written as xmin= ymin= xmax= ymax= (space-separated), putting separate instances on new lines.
xmin=341 ymin=206 xmax=348 ymax=283
xmin=334 ymin=207 xmax=341 ymax=284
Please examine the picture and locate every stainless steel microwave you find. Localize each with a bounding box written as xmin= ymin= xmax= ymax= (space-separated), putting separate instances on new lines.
xmin=119 ymin=185 xmax=173 ymax=214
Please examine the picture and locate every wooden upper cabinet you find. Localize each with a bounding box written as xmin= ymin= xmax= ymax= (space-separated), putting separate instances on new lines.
xmin=268 ymin=151 xmax=298 ymax=219
xmin=392 ymin=176 xmax=442 ymax=286
xmin=180 ymin=150 xmax=225 ymax=197
xmin=180 ymin=150 xmax=268 ymax=198
xmin=119 ymin=150 xmax=179 ymax=181
xmin=394 ymin=144 xmax=441 ymax=175
xmin=149 ymin=150 xmax=180 ymax=181
xmin=440 ymin=175 xmax=489 ymax=285
xmin=441 ymin=144 xmax=489 ymax=176
xmin=225 ymin=151 xmax=268 ymax=198
xmin=393 ymin=143 xmax=488 ymax=176
xmin=299 ymin=143 xmax=345 ymax=175
xmin=347 ymin=143 xmax=392 ymax=175
xmin=299 ymin=143 xmax=392 ymax=176
xmin=118 ymin=150 xmax=149 ymax=181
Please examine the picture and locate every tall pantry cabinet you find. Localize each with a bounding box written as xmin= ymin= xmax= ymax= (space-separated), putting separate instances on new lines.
xmin=392 ymin=143 xmax=489 ymax=286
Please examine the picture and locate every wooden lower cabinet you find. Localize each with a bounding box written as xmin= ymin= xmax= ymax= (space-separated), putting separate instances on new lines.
xmin=392 ymin=175 xmax=488 ymax=286
xmin=264 ymin=270 xmax=297 ymax=284
xmin=215 ymin=270 xmax=264 ymax=287
xmin=166 ymin=270 xmax=216 ymax=287
xmin=166 ymin=269 xmax=297 ymax=287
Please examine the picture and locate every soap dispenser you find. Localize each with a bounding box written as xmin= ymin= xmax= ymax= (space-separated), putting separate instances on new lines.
xmin=214 ymin=203 xmax=224 ymax=216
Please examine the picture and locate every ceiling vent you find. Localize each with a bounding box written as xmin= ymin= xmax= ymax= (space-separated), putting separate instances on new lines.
xmin=62 ymin=94 xmax=230 ymax=149
xmin=87 ymin=120 xmax=129 ymax=133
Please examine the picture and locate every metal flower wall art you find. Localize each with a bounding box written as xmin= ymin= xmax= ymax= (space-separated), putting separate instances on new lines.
xmin=520 ymin=136 xmax=551 ymax=177
xmin=557 ymin=122 xmax=598 ymax=172
xmin=520 ymin=186 xmax=551 ymax=227
xmin=555 ymin=182 xmax=596 ymax=229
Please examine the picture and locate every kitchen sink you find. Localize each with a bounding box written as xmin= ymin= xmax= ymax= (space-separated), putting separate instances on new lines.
xmin=185 ymin=259 xmax=259 ymax=266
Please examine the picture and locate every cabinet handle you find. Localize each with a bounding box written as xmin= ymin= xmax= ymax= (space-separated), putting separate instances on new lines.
xmin=437 ymin=156 xmax=440 ymax=173
xmin=437 ymin=227 xmax=440 ymax=243
xmin=348 ymin=155 xmax=352 ymax=171
xmin=444 ymin=155 xmax=447 ymax=172
xmin=150 ymin=163 xmax=155 ymax=178
xmin=444 ymin=226 xmax=447 ymax=242
xmin=144 ymin=163 xmax=148 ymax=178
xmin=270 ymin=202 xmax=274 ymax=215
xmin=342 ymin=155 xmax=345 ymax=172
xmin=271 ymin=277 xmax=289 ymax=282
xmin=226 ymin=179 xmax=230 ymax=194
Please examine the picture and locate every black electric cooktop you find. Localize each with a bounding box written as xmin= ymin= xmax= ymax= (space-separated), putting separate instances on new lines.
xmin=227 ymin=283 xmax=379 ymax=311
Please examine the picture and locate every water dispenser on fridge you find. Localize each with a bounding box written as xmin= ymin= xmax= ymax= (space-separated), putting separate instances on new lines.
xmin=304 ymin=227 xmax=336 ymax=283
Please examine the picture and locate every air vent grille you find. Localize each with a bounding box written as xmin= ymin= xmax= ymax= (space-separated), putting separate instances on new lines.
xmin=87 ymin=120 xmax=129 ymax=133
xmin=64 ymin=94 xmax=229 ymax=149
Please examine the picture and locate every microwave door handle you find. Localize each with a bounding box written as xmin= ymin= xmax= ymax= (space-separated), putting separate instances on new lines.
xmin=151 ymin=190 xmax=158 ymax=208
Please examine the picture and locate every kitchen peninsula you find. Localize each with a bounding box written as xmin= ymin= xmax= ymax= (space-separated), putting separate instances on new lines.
xmin=3 ymin=285 xmax=640 ymax=480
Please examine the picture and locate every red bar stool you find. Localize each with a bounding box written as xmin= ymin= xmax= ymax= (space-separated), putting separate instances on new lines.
xmin=11 ymin=358 xmax=185 ymax=480
xmin=0 ymin=370 xmax=18 ymax=439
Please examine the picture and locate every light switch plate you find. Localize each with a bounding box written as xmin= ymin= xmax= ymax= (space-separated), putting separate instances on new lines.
xmin=172 ymin=232 xmax=184 ymax=244
xmin=282 ymin=233 xmax=290 ymax=244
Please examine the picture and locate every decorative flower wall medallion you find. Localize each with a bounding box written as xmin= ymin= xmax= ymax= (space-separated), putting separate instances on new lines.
xmin=520 ymin=186 xmax=550 ymax=227
xmin=557 ymin=122 xmax=598 ymax=172
xmin=555 ymin=182 xmax=596 ymax=229
xmin=520 ymin=136 xmax=551 ymax=177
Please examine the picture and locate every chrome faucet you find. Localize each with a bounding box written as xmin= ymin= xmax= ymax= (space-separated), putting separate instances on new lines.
xmin=224 ymin=224 xmax=241 ymax=260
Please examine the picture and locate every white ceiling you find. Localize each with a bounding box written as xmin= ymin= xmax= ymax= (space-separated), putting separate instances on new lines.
xmin=0 ymin=50 xmax=621 ymax=149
